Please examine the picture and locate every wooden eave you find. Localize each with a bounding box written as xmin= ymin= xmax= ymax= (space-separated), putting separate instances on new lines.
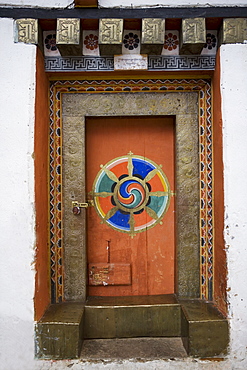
xmin=1 ymin=6 xmax=247 ymax=19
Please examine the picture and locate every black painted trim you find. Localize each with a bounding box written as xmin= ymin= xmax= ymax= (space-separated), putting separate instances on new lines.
xmin=1 ymin=6 xmax=247 ymax=19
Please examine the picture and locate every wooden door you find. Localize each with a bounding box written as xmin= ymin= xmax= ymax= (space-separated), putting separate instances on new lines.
xmin=86 ymin=116 xmax=175 ymax=297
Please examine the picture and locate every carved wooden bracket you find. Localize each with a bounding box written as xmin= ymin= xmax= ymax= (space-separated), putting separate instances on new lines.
xmin=98 ymin=18 xmax=123 ymax=55
xmin=218 ymin=18 xmax=247 ymax=46
xmin=180 ymin=18 xmax=206 ymax=55
xmin=14 ymin=18 xmax=38 ymax=44
xmin=141 ymin=18 xmax=165 ymax=55
xmin=13 ymin=16 xmax=247 ymax=57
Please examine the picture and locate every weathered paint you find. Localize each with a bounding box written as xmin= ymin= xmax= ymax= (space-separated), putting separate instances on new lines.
xmin=34 ymin=47 xmax=50 ymax=321
xmin=86 ymin=116 xmax=175 ymax=297
xmin=221 ymin=43 xmax=247 ymax=366
xmin=212 ymin=50 xmax=227 ymax=315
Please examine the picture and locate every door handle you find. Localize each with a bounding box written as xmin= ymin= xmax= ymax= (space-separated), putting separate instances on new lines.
xmin=72 ymin=200 xmax=94 ymax=215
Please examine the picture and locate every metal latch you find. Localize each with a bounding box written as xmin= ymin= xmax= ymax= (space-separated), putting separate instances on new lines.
xmin=72 ymin=200 xmax=94 ymax=215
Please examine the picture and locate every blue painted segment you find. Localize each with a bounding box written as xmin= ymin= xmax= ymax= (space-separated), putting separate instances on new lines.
xmin=132 ymin=158 xmax=155 ymax=179
xmin=108 ymin=210 xmax=130 ymax=231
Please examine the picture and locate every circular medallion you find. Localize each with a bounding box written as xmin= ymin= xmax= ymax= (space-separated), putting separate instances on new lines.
xmin=92 ymin=153 xmax=171 ymax=236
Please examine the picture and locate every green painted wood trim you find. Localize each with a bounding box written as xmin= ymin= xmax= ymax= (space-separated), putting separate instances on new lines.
xmin=180 ymin=299 xmax=229 ymax=357
xmin=35 ymin=302 xmax=84 ymax=359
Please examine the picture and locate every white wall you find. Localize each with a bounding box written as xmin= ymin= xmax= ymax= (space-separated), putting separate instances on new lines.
xmin=1 ymin=0 xmax=247 ymax=8
xmin=221 ymin=44 xmax=247 ymax=367
xmin=1 ymin=14 xmax=247 ymax=370
xmin=0 ymin=17 xmax=36 ymax=370
xmin=0 ymin=0 xmax=72 ymax=7
xmin=99 ymin=0 xmax=247 ymax=7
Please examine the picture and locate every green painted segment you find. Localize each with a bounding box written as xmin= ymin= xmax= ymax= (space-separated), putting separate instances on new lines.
xmin=98 ymin=172 xmax=116 ymax=193
xmin=148 ymin=195 xmax=167 ymax=215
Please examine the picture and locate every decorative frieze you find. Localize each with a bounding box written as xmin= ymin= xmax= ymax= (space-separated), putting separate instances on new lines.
xmin=180 ymin=18 xmax=206 ymax=55
xmin=114 ymin=54 xmax=148 ymax=70
xmin=56 ymin=18 xmax=82 ymax=56
xmin=201 ymin=31 xmax=217 ymax=55
xmin=82 ymin=30 xmax=100 ymax=56
xmin=122 ymin=30 xmax=141 ymax=54
xmin=218 ymin=18 xmax=247 ymax=46
xmin=99 ymin=18 xmax=123 ymax=55
xmin=148 ymin=55 xmax=215 ymax=70
xmin=13 ymin=16 xmax=247 ymax=54
xmin=44 ymin=55 xmax=215 ymax=72
xmin=99 ymin=19 xmax=123 ymax=44
xmin=14 ymin=18 xmax=38 ymax=44
xmin=142 ymin=18 xmax=165 ymax=44
xmin=43 ymin=31 xmax=61 ymax=56
xmin=141 ymin=18 xmax=165 ymax=55
xmin=56 ymin=18 xmax=80 ymax=44
xmin=162 ymin=30 xmax=180 ymax=55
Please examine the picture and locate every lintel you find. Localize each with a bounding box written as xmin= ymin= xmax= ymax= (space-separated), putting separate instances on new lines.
xmin=1 ymin=6 xmax=247 ymax=19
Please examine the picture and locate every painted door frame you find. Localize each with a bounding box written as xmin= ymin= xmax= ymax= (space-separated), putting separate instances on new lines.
xmin=49 ymin=78 xmax=213 ymax=303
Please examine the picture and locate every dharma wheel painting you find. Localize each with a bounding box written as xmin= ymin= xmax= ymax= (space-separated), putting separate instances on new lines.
xmin=92 ymin=153 xmax=171 ymax=236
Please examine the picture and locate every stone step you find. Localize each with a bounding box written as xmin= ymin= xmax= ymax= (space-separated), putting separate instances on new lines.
xmin=35 ymin=295 xmax=228 ymax=359
xmin=180 ymin=299 xmax=229 ymax=357
xmin=35 ymin=302 xmax=84 ymax=359
xmin=84 ymin=294 xmax=181 ymax=339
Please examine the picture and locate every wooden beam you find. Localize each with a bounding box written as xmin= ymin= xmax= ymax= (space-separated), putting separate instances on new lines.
xmin=1 ymin=6 xmax=247 ymax=20
xmin=74 ymin=0 xmax=98 ymax=7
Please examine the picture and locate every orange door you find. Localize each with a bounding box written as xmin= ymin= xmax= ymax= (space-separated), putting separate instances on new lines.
xmin=86 ymin=116 xmax=175 ymax=296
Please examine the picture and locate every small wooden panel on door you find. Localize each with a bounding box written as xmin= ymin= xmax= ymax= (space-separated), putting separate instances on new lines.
xmin=86 ymin=116 xmax=175 ymax=297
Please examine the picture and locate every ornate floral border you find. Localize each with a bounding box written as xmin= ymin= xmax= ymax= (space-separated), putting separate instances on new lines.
xmin=49 ymin=78 xmax=213 ymax=303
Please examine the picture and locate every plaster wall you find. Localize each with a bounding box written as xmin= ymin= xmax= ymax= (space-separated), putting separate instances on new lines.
xmin=0 ymin=0 xmax=72 ymax=7
xmin=1 ymin=15 xmax=247 ymax=370
xmin=0 ymin=17 xmax=36 ymax=370
xmin=98 ymin=0 xmax=247 ymax=7
xmin=1 ymin=0 xmax=247 ymax=8
xmin=220 ymin=43 xmax=247 ymax=366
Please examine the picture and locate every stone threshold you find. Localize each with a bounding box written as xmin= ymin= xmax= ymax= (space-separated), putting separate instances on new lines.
xmin=80 ymin=337 xmax=187 ymax=360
